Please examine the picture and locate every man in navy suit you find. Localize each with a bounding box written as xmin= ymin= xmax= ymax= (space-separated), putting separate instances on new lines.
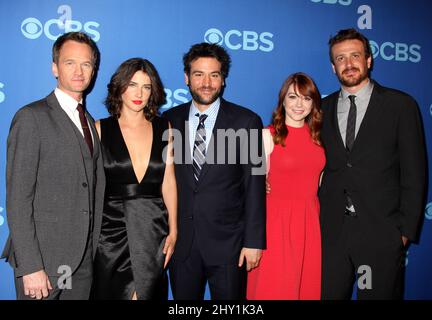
xmin=319 ymin=28 xmax=426 ymax=299
xmin=164 ymin=43 xmax=266 ymax=300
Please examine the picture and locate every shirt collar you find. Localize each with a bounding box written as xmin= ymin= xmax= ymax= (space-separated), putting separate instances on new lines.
xmin=340 ymin=79 xmax=374 ymax=101
xmin=54 ymin=87 xmax=83 ymax=113
xmin=189 ymin=98 xmax=221 ymax=118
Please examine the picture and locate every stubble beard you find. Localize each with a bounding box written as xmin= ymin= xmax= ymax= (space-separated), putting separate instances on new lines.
xmin=190 ymin=86 xmax=221 ymax=107
xmin=338 ymin=67 xmax=369 ymax=88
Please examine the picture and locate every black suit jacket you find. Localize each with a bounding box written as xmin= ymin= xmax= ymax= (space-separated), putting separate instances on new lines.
xmin=163 ymin=99 xmax=266 ymax=265
xmin=319 ymin=81 xmax=426 ymax=245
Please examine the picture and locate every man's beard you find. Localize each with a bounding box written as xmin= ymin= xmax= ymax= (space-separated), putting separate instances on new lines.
xmin=337 ymin=67 xmax=369 ymax=88
xmin=190 ymin=86 xmax=221 ymax=106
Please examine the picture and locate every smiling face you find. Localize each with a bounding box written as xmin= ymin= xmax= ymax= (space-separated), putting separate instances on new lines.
xmin=331 ymin=39 xmax=371 ymax=93
xmin=283 ymin=84 xmax=313 ymax=127
xmin=185 ymin=57 xmax=224 ymax=112
xmin=52 ymin=40 xmax=94 ymax=101
xmin=121 ymin=70 xmax=152 ymax=114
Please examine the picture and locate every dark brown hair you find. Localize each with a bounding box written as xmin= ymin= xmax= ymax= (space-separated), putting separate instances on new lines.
xmin=328 ymin=28 xmax=372 ymax=64
xmin=183 ymin=42 xmax=231 ymax=80
xmin=105 ymin=58 xmax=166 ymax=121
xmin=52 ymin=32 xmax=99 ymax=69
xmin=271 ymin=72 xmax=322 ymax=146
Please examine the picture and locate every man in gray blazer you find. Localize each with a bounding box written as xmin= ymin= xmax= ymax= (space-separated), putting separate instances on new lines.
xmin=1 ymin=32 xmax=105 ymax=300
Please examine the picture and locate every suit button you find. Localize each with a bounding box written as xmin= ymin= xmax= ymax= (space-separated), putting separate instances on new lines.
xmin=193 ymin=189 xmax=198 ymax=194
xmin=82 ymin=210 xmax=88 ymax=215
xmin=346 ymin=163 xmax=353 ymax=168
xmin=188 ymin=216 xmax=193 ymax=220
xmin=82 ymin=182 xmax=88 ymax=188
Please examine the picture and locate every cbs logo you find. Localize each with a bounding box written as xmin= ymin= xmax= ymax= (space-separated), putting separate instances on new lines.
xmin=425 ymin=202 xmax=432 ymax=220
xmin=0 ymin=82 xmax=5 ymax=104
xmin=204 ymin=28 xmax=274 ymax=52
xmin=160 ymin=88 xmax=189 ymax=112
xmin=369 ymin=40 xmax=421 ymax=63
xmin=0 ymin=206 xmax=4 ymax=227
xmin=21 ymin=17 xmax=100 ymax=41
xmin=310 ymin=0 xmax=352 ymax=5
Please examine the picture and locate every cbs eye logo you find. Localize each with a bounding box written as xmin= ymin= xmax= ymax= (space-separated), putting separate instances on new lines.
xmin=205 ymin=28 xmax=224 ymax=45
xmin=425 ymin=202 xmax=432 ymax=220
xmin=204 ymin=28 xmax=274 ymax=52
xmin=21 ymin=18 xmax=43 ymax=39
xmin=0 ymin=82 xmax=5 ymax=104
xmin=0 ymin=207 xmax=4 ymax=227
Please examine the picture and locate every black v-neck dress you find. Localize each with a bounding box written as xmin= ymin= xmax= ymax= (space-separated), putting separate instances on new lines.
xmin=92 ymin=116 xmax=169 ymax=300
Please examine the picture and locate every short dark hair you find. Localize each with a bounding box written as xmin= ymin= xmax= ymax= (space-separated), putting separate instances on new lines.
xmin=52 ymin=32 xmax=100 ymax=68
xmin=328 ymin=28 xmax=372 ymax=64
xmin=105 ymin=58 xmax=166 ymax=121
xmin=183 ymin=42 xmax=231 ymax=79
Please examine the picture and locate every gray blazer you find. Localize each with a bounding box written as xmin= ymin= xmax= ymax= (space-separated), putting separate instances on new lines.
xmin=1 ymin=92 xmax=105 ymax=277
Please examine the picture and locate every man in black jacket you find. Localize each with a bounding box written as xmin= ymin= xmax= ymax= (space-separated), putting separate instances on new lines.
xmin=164 ymin=43 xmax=266 ymax=300
xmin=319 ymin=28 xmax=426 ymax=299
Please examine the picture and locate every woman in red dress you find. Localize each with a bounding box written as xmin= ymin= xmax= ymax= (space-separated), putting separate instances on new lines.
xmin=247 ymin=72 xmax=325 ymax=300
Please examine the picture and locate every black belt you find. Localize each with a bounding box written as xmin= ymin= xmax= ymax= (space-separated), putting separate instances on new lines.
xmin=105 ymin=182 xmax=162 ymax=199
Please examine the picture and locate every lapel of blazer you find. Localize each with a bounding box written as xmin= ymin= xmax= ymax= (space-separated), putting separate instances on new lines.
xmin=196 ymin=99 xmax=229 ymax=185
xmin=327 ymin=92 xmax=346 ymax=153
xmin=177 ymin=103 xmax=195 ymax=188
xmin=349 ymin=80 xmax=385 ymax=155
xmin=86 ymin=110 xmax=100 ymax=158
xmin=45 ymin=92 xmax=88 ymax=179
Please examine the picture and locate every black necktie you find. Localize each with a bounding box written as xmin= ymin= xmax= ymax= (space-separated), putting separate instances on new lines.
xmin=76 ymin=103 xmax=93 ymax=155
xmin=346 ymin=95 xmax=357 ymax=152
xmin=192 ymin=113 xmax=208 ymax=182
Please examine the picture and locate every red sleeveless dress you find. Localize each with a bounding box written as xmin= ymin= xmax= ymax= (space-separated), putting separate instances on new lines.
xmin=247 ymin=124 xmax=325 ymax=300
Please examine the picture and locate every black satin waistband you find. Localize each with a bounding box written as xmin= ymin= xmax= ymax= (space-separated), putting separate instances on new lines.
xmin=105 ymin=183 xmax=162 ymax=199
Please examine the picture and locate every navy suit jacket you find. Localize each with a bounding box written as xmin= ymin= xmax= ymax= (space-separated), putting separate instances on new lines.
xmin=163 ymin=98 xmax=266 ymax=265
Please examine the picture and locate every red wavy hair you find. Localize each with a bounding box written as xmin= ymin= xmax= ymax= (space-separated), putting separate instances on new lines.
xmin=271 ymin=72 xmax=322 ymax=146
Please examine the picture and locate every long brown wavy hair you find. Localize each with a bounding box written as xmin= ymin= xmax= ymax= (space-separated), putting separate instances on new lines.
xmin=271 ymin=72 xmax=322 ymax=147
xmin=105 ymin=58 xmax=166 ymax=121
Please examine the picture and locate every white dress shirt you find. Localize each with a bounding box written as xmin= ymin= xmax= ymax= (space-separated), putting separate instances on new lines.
xmin=54 ymin=88 xmax=94 ymax=142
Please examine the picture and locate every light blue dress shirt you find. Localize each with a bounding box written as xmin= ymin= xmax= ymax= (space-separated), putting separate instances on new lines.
xmin=188 ymin=98 xmax=221 ymax=159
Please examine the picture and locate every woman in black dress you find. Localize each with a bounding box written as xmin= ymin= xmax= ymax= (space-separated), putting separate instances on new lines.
xmin=92 ymin=58 xmax=177 ymax=300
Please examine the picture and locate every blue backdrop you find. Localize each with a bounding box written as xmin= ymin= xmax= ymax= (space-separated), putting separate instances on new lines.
xmin=0 ymin=0 xmax=431 ymax=300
